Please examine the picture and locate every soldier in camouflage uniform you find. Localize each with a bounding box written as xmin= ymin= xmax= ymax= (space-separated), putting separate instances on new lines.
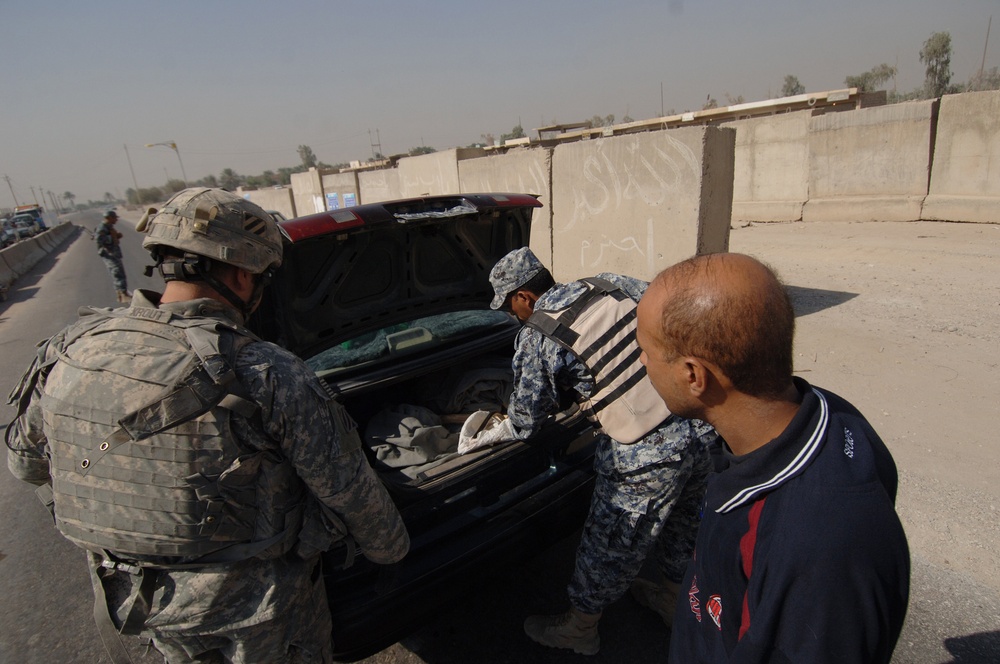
xmin=96 ymin=209 xmax=131 ymax=303
xmin=472 ymin=247 xmax=716 ymax=656
xmin=6 ymin=188 xmax=409 ymax=664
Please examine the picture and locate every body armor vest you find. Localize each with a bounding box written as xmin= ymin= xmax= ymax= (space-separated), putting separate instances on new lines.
xmin=31 ymin=305 xmax=303 ymax=563
xmin=526 ymin=277 xmax=672 ymax=444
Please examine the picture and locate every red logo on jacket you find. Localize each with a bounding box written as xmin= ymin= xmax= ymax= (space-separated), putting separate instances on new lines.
xmin=688 ymin=576 xmax=702 ymax=622
xmin=707 ymin=594 xmax=723 ymax=630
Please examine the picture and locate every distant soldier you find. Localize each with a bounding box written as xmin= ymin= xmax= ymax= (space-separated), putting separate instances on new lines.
xmin=7 ymin=188 xmax=410 ymax=663
xmin=96 ymin=209 xmax=130 ymax=302
xmin=466 ymin=247 xmax=716 ymax=656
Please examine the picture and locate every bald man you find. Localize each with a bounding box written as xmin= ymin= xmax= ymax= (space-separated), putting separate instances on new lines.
xmin=636 ymin=253 xmax=910 ymax=664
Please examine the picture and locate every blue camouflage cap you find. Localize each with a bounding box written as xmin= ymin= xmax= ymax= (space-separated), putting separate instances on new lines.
xmin=489 ymin=247 xmax=545 ymax=310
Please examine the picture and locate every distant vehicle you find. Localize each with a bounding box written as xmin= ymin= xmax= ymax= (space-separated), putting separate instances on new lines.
xmin=1 ymin=223 xmax=17 ymax=248
xmin=11 ymin=215 xmax=40 ymax=236
xmin=13 ymin=204 xmax=51 ymax=231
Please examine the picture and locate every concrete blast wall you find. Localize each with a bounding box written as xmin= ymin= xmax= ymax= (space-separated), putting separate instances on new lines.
xmin=358 ymin=168 xmax=402 ymax=204
xmin=321 ymin=171 xmax=361 ymax=210
xmin=290 ymin=169 xmax=327 ymax=217
xmin=804 ymin=100 xmax=937 ymax=222
xmin=923 ymin=90 xmax=1000 ymax=223
xmin=398 ymin=148 xmax=486 ymax=199
xmin=727 ymin=112 xmax=810 ymax=222
xmin=240 ymin=187 xmax=296 ymax=220
xmin=550 ymin=126 xmax=734 ymax=283
xmin=458 ymin=148 xmax=554 ymax=268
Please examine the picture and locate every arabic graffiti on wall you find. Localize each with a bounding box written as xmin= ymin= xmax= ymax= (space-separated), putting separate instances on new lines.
xmin=560 ymin=133 xmax=700 ymax=275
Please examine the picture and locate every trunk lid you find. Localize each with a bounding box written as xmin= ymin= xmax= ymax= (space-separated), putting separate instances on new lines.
xmin=254 ymin=193 xmax=540 ymax=361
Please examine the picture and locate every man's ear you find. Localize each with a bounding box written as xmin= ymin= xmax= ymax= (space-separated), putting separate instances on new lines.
xmin=686 ymin=356 xmax=731 ymax=407
xmin=682 ymin=357 xmax=709 ymax=398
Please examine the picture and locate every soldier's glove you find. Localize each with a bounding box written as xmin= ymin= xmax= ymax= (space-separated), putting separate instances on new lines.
xmin=458 ymin=410 xmax=516 ymax=454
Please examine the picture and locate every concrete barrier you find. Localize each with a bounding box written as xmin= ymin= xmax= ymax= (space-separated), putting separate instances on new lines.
xmin=320 ymin=171 xmax=361 ymax=211
xmin=0 ymin=222 xmax=79 ymax=296
xmin=290 ymin=169 xmax=329 ymax=217
xmin=923 ymin=90 xmax=1000 ymax=223
xmin=549 ymin=126 xmax=734 ymax=282
xmin=3 ymin=238 xmax=48 ymax=277
xmin=726 ymin=112 xmax=810 ymax=222
xmin=0 ymin=253 xmax=16 ymax=290
xmin=458 ymin=148 xmax=555 ymax=268
xmin=358 ymin=168 xmax=402 ymax=204
xmin=804 ymin=100 xmax=937 ymax=222
xmin=239 ymin=187 xmax=296 ymax=220
xmin=397 ymin=148 xmax=486 ymax=199
xmin=35 ymin=230 xmax=57 ymax=252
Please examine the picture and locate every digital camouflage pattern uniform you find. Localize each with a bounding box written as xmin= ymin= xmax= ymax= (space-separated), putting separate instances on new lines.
xmin=96 ymin=218 xmax=129 ymax=293
xmin=7 ymin=290 xmax=410 ymax=664
xmin=505 ymin=273 xmax=716 ymax=615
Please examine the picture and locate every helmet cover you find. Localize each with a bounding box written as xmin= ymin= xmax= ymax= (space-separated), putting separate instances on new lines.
xmin=139 ymin=188 xmax=282 ymax=273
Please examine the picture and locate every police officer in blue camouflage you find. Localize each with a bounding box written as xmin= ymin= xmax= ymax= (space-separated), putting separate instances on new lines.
xmin=96 ymin=209 xmax=131 ymax=302
xmin=6 ymin=188 xmax=409 ymax=664
xmin=470 ymin=247 xmax=716 ymax=656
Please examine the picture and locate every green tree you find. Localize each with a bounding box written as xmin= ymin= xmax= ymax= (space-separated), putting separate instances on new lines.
xmin=921 ymin=31 xmax=952 ymax=97
xmin=845 ymin=63 xmax=897 ymax=92
xmin=782 ymin=75 xmax=805 ymax=96
xmin=701 ymin=96 xmax=718 ymax=110
xmin=219 ymin=168 xmax=241 ymax=191
xmin=969 ymin=66 xmax=1000 ymax=92
xmin=131 ymin=187 xmax=163 ymax=205
xmin=500 ymin=124 xmax=527 ymax=141
xmin=588 ymin=115 xmax=615 ymax=128
xmin=103 ymin=192 xmax=115 ymax=205
xmin=165 ymin=179 xmax=186 ymax=194
xmin=63 ymin=191 xmax=76 ymax=208
xmin=408 ymin=146 xmax=437 ymax=156
xmin=297 ymin=145 xmax=318 ymax=169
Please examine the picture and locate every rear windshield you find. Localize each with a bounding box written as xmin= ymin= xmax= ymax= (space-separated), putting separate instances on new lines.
xmin=306 ymin=309 xmax=515 ymax=376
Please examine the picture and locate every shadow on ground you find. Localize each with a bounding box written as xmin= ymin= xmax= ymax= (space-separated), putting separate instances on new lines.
xmin=364 ymin=530 xmax=672 ymax=664
xmin=786 ymin=285 xmax=858 ymax=317
xmin=943 ymin=630 xmax=1000 ymax=663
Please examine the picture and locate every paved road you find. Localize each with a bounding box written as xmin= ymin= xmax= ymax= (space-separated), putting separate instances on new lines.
xmin=0 ymin=213 xmax=997 ymax=663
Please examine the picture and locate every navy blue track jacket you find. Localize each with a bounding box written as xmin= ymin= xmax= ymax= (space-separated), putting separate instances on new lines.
xmin=668 ymin=378 xmax=910 ymax=664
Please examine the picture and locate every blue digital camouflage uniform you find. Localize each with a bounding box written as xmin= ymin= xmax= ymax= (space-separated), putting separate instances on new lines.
xmin=506 ymin=273 xmax=716 ymax=615
xmin=7 ymin=290 xmax=410 ymax=664
xmin=96 ymin=220 xmax=129 ymax=293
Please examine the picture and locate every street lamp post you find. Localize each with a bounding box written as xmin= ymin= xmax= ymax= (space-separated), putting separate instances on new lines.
xmin=144 ymin=141 xmax=188 ymax=186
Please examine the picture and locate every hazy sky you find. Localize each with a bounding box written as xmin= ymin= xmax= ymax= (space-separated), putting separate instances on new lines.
xmin=3 ymin=0 xmax=997 ymax=208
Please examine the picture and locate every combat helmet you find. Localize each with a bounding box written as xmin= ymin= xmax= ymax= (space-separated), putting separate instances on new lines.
xmin=138 ymin=187 xmax=282 ymax=274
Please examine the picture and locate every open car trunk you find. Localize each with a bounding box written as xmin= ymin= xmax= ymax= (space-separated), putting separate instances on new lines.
xmin=248 ymin=194 xmax=599 ymax=659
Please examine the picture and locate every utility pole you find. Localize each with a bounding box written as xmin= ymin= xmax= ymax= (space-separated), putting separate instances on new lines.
xmin=661 ymin=82 xmax=665 ymax=117
xmin=144 ymin=142 xmax=187 ymax=186
xmin=30 ymin=186 xmax=40 ymax=205
xmin=4 ymin=175 xmax=18 ymax=206
xmin=369 ymin=129 xmax=383 ymax=162
xmin=124 ymin=144 xmax=140 ymax=203
xmin=978 ymin=15 xmax=993 ymax=90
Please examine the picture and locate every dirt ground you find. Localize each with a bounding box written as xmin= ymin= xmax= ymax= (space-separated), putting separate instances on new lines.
xmin=727 ymin=219 xmax=1000 ymax=592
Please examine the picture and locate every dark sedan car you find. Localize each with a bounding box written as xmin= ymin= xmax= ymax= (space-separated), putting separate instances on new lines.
xmin=249 ymin=193 xmax=598 ymax=660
